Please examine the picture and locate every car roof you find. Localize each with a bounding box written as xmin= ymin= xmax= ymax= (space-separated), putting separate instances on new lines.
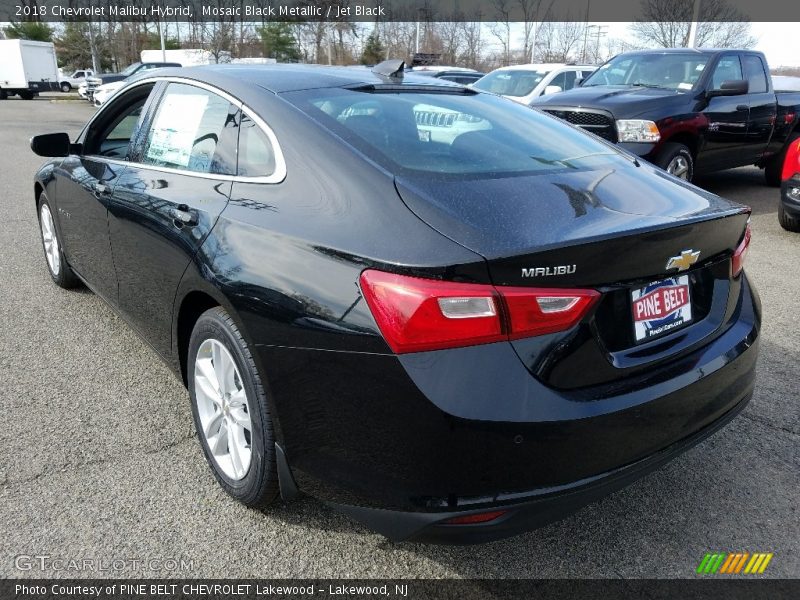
xmin=614 ymin=48 xmax=764 ymax=57
xmin=493 ymin=63 xmax=595 ymax=72
xmin=130 ymin=63 xmax=468 ymax=94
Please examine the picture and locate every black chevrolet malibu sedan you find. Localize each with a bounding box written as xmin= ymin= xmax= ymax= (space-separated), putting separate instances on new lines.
xmin=30 ymin=61 xmax=760 ymax=543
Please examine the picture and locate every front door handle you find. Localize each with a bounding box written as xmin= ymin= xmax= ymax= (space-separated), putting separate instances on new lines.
xmin=736 ymin=104 xmax=749 ymax=111
xmin=170 ymin=204 xmax=198 ymax=227
xmin=93 ymin=182 xmax=110 ymax=195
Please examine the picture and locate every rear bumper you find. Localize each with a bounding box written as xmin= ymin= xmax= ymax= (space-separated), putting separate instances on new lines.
xmin=332 ymin=390 xmax=751 ymax=543
xmin=781 ymin=177 xmax=800 ymax=217
xmin=261 ymin=274 xmax=760 ymax=541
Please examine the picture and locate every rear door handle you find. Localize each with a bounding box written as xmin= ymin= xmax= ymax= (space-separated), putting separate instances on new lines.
xmin=170 ymin=204 xmax=198 ymax=227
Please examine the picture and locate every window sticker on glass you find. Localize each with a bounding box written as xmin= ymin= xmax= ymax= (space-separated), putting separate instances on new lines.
xmin=146 ymin=93 xmax=208 ymax=167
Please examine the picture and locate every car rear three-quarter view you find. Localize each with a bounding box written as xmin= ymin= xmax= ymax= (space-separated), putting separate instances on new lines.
xmin=30 ymin=62 xmax=760 ymax=544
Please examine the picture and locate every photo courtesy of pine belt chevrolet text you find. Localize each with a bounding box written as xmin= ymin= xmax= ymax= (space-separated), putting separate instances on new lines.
xmin=29 ymin=59 xmax=760 ymax=543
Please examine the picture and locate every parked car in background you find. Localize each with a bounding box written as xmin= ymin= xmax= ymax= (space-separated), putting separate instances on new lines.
xmin=779 ymin=136 xmax=800 ymax=231
xmin=416 ymin=69 xmax=485 ymax=85
xmin=473 ymin=63 xmax=596 ymax=104
xmin=0 ymin=39 xmax=60 ymax=99
xmin=30 ymin=62 xmax=759 ymax=543
xmin=532 ymin=49 xmax=800 ymax=184
xmin=58 ymin=68 xmax=93 ymax=92
xmin=92 ymin=80 xmax=126 ymax=107
xmin=85 ymin=61 xmax=181 ymax=101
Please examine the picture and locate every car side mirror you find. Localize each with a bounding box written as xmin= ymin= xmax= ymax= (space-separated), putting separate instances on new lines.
xmin=575 ymin=77 xmax=584 ymax=87
xmin=543 ymin=85 xmax=563 ymax=96
xmin=30 ymin=133 xmax=72 ymax=157
xmin=707 ymin=79 xmax=749 ymax=98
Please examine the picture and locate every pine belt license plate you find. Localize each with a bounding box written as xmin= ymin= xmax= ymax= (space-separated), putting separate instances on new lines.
xmin=631 ymin=275 xmax=693 ymax=343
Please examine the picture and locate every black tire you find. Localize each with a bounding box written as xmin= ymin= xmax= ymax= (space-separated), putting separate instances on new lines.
xmin=60 ymin=82 xmax=72 ymax=93
xmin=778 ymin=203 xmax=800 ymax=232
xmin=37 ymin=194 xmax=80 ymax=289
xmin=653 ymin=142 xmax=694 ymax=182
xmin=765 ymin=133 xmax=800 ymax=187
xmin=19 ymin=91 xmax=34 ymax=100
xmin=0 ymin=89 xmax=7 ymax=100
xmin=188 ymin=307 xmax=279 ymax=508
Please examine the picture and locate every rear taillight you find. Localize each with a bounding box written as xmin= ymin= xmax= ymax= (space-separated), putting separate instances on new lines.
xmin=731 ymin=222 xmax=752 ymax=277
xmin=781 ymin=138 xmax=800 ymax=182
xmin=359 ymin=270 xmax=599 ymax=354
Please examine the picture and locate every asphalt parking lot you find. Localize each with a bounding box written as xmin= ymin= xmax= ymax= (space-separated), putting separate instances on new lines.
xmin=0 ymin=96 xmax=797 ymax=579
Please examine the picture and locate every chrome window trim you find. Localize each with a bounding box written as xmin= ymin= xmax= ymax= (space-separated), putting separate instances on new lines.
xmin=81 ymin=75 xmax=287 ymax=184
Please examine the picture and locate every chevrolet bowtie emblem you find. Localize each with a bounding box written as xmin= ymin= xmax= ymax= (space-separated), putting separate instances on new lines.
xmin=666 ymin=249 xmax=701 ymax=272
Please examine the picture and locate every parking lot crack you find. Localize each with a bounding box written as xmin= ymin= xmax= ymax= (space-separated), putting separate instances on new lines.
xmin=740 ymin=412 xmax=799 ymax=437
xmin=0 ymin=435 xmax=195 ymax=491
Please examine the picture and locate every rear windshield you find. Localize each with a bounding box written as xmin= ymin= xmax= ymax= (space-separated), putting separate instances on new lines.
xmin=472 ymin=70 xmax=549 ymax=97
xmin=284 ymin=87 xmax=628 ymax=177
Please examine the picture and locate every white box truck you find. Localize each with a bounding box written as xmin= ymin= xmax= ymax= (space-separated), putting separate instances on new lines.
xmin=0 ymin=39 xmax=60 ymax=100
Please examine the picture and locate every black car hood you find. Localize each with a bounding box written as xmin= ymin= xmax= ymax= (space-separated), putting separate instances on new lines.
xmin=531 ymin=85 xmax=692 ymax=119
xmin=394 ymin=161 xmax=744 ymax=261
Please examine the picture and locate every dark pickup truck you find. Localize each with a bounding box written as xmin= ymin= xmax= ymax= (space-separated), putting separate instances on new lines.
xmin=532 ymin=49 xmax=800 ymax=184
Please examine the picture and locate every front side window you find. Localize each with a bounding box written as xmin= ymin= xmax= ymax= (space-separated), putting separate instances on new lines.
xmin=287 ymin=87 xmax=630 ymax=178
xmin=83 ymin=84 xmax=155 ymax=158
xmin=710 ymin=56 xmax=743 ymax=89
xmin=142 ymin=83 xmax=238 ymax=175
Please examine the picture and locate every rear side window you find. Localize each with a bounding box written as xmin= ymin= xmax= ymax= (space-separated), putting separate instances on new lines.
xmin=287 ymin=87 xmax=630 ymax=177
xmin=237 ymin=114 xmax=276 ymax=177
xmin=742 ymin=55 xmax=768 ymax=93
xmin=142 ymin=83 xmax=238 ymax=175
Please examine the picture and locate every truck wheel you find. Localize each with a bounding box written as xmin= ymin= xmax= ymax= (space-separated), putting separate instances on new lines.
xmin=60 ymin=82 xmax=72 ymax=93
xmin=19 ymin=91 xmax=34 ymax=100
xmin=0 ymin=89 xmax=7 ymax=100
xmin=778 ymin=203 xmax=800 ymax=232
xmin=655 ymin=143 xmax=694 ymax=182
xmin=765 ymin=133 xmax=800 ymax=187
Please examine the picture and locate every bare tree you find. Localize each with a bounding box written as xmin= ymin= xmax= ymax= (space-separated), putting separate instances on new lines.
xmin=536 ymin=21 xmax=585 ymax=63
xmin=630 ymin=0 xmax=757 ymax=48
xmin=490 ymin=0 xmax=512 ymax=66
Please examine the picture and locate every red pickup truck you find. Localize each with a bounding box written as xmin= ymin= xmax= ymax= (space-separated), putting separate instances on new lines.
xmin=780 ymin=137 xmax=800 ymax=231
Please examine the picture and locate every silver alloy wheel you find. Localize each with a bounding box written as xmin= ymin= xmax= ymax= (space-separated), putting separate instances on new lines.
xmin=40 ymin=203 xmax=60 ymax=276
xmin=667 ymin=155 xmax=690 ymax=180
xmin=194 ymin=339 xmax=253 ymax=480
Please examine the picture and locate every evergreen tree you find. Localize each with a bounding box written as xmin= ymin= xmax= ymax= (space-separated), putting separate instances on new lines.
xmin=360 ymin=32 xmax=386 ymax=65
xmin=258 ymin=23 xmax=301 ymax=62
xmin=5 ymin=22 xmax=53 ymax=42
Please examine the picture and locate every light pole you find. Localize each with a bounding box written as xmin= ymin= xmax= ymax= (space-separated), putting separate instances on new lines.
xmin=687 ymin=0 xmax=702 ymax=47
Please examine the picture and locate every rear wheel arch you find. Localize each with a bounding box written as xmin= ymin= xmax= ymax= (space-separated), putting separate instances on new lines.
xmin=175 ymin=290 xmax=223 ymax=387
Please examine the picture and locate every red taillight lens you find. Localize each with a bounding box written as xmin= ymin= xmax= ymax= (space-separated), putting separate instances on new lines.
xmin=781 ymin=138 xmax=800 ymax=182
xmin=731 ymin=222 xmax=752 ymax=277
xmin=502 ymin=288 xmax=601 ymax=339
xmin=359 ymin=270 xmax=599 ymax=354
xmin=444 ymin=510 xmax=508 ymax=525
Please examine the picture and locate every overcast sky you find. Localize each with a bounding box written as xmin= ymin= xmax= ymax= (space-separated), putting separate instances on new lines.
xmin=599 ymin=22 xmax=799 ymax=67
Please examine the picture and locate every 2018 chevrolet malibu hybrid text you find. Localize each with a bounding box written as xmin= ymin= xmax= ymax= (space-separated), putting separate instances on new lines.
xmin=30 ymin=61 xmax=760 ymax=543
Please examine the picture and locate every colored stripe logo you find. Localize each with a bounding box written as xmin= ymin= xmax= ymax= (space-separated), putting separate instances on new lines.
xmin=697 ymin=552 xmax=773 ymax=574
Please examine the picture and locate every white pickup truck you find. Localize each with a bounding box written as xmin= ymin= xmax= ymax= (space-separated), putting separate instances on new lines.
xmin=58 ymin=68 xmax=94 ymax=93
